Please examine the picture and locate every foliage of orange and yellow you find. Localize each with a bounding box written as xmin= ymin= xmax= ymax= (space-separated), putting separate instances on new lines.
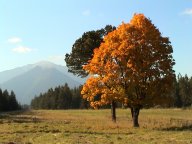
xmin=81 ymin=13 xmax=175 ymax=108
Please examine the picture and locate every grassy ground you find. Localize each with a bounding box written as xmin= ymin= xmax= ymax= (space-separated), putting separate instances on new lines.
xmin=0 ymin=108 xmax=192 ymax=144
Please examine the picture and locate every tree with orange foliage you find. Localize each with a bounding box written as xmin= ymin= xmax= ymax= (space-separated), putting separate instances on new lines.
xmin=81 ymin=13 xmax=175 ymax=127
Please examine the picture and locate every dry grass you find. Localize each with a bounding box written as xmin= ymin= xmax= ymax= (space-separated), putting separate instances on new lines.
xmin=0 ymin=109 xmax=192 ymax=144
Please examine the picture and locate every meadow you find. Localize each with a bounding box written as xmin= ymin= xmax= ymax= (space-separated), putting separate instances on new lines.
xmin=0 ymin=108 xmax=192 ymax=144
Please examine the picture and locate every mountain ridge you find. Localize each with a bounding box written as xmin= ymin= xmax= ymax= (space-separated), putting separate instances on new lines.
xmin=0 ymin=61 xmax=85 ymax=104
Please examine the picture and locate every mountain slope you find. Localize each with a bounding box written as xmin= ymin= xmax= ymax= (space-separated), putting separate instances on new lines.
xmin=0 ymin=64 xmax=33 ymax=84
xmin=0 ymin=61 xmax=85 ymax=104
xmin=0 ymin=61 xmax=85 ymax=84
xmin=33 ymin=61 xmax=86 ymax=84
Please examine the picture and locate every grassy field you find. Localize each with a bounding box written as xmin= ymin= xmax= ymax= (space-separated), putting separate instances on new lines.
xmin=0 ymin=109 xmax=192 ymax=144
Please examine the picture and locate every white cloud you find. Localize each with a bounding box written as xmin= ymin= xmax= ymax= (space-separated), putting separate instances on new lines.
xmin=182 ymin=8 xmax=192 ymax=15
xmin=8 ymin=37 xmax=22 ymax=44
xmin=12 ymin=46 xmax=32 ymax=53
xmin=82 ymin=9 xmax=91 ymax=16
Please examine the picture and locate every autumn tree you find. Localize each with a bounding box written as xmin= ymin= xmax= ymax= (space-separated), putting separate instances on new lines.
xmin=65 ymin=25 xmax=116 ymax=77
xmin=81 ymin=14 xmax=175 ymax=127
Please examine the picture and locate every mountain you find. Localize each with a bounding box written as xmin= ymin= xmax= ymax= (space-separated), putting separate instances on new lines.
xmin=0 ymin=64 xmax=33 ymax=84
xmin=0 ymin=61 xmax=86 ymax=104
xmin=0 ymin=61 xmax=85 ymax=85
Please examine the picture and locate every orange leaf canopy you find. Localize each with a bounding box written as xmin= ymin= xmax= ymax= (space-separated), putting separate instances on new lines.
xmin=81 ymin=14 xmax=175 ymax=108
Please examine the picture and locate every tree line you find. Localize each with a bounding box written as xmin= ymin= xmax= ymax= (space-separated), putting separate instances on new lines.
xmin=174 ymin=74 xmax=192 ymax=107
xmin=0 ymin=88 xmax=21 ymax=112
xmin=2 ymin=73 xmax=192 ymax=112
xmin=30 ymin=73 xmax=192 ymax=110
xmin=31 ymin=84 xmax=89 ymax=109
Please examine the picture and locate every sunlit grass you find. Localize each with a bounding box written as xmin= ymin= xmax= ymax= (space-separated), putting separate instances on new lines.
xmin=0 ymin=109 xmax=192 ymax=144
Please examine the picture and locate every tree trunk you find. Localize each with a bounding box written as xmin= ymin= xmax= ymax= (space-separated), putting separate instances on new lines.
xmin=131 ymin=107 xmax=140 ymax=127
xmin=111 ymin=101 xmax=116 ymax=122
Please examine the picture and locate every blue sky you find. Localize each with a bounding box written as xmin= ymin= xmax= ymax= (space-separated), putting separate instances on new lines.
xmin=0 ymin=0 xmax=192 ymax=76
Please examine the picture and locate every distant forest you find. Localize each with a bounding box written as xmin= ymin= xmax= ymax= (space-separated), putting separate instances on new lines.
xmin=31 ymin=83 xmax=89 ymax=109
xmin=0 ymin=89 xmax=21 ymax=111
xmin=174 ymin=74 xmax=192 ymax=107
xmin=31 ymin=74 xmax=192 ymax=109
xmin=1 ymin=74 xmax=192 ymax=111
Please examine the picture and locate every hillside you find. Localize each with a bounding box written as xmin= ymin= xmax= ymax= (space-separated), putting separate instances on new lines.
xmin=0 ymin=61 xmax=85 ymax=104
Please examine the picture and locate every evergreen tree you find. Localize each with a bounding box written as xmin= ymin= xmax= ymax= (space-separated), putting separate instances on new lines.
xmin=65 ymin=25 xmax=116 ymax=77
xmin=2 ymin=90 xmax=9 ymax=111
xmin=71 ymin=87 xmax=82 ymax=109
xmin=177 ymin=74 xmax=192 ymax=107
xmin=9 ymin=91 xmax=20 ymax=110
xmin=173 ymin=76 xmax=182 ymax=107
xmin=31 ymin=84 xmax=77 ymax=109
xmin=0 ymin=88 xmax=3 ymax=110
xmin=0 ymin=89 xmax=21 ymax=111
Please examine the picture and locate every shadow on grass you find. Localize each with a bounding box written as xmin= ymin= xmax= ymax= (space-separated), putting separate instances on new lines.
xmin=0 ymin=110 xmax=41 ymax=123
xmin=62 ymin=130 xmax=134 ymax=136
xmin=0 ymin=129 xmax=134 ymax=136
xmin=159 ymin=124 xmax=192 ymax=131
